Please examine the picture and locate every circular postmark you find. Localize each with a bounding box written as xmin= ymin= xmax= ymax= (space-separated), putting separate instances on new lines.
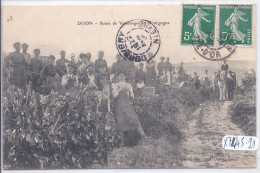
xmin=193 ymin=37 xmax=237 ymax=61
xmin=116 ymin=19 xmax=160 ymax=62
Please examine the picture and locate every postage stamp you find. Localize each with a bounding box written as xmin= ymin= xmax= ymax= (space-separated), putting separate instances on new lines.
xmin=219 ymin=5 xmax=252 ymax=45
xmin=181 ymin=4 xmax=216 ymax=46
xmin=116 ymin=19 xmax=160 ymax=62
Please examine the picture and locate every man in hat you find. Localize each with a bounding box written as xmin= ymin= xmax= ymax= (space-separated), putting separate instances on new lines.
xmin=4 ymin=42 xmax=28 ymax=90
xmin=157 ymin=56 xmax=165 ymax=78
xmin=111 ymin=54 xmax=124 ymax=83
xmin=29 ymin=49 xmax=44 ymax=92
xmin=56 ymin=50 xmax=71 ymax=77
xmin=221 ymin=60 xmax=229 ymax=71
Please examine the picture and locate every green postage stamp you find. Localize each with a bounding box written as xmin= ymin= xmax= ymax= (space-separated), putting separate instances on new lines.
xmin=219 ymin=5 xmax=252 ymax=45
xmin=181 ymin=4 xmax=216 ymax=45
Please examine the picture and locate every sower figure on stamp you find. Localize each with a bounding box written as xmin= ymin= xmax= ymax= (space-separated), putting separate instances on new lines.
xmin=112 ymin=71 xmax=145 ymax=147
xmin=62 ymin=64 xmax=79 ymax=98
xmin=188 ymin=7 xmax=211 ymax=43
xmin=225 ymin=7 xmax=248 ymax=43
xmin=134 ymin=63 xmax=146 ymax=95
xmin=4 ymin=42 xmax=28 ymax=91
xmin=29 ymin=49 xmax=43 ymax=92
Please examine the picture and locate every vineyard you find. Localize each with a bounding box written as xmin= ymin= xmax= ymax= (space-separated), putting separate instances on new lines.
xmin=2 ymin=83 xmax=118 ymax=169
xmin=2 ymin=79 xmax=206 ymax=169
xmin=231 ymin=69 xmax=256 ymax=136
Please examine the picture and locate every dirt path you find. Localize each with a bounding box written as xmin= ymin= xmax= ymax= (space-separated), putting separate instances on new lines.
xmin=92 ymin=100 xmax=256 ymax=168
xmin=180 ymin=101 xmax=256 ymax=168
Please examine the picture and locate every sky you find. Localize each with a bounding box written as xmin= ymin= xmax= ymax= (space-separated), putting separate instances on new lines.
xmin=2 ymin=4 xmax=256 ymax=67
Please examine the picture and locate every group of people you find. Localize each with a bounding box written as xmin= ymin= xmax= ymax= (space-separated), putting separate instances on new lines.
xmin=189 ymin=60 xmax=236 ymax=101
xmin=3 ymin=42 xmax=186 ymax=96
xmin=3 ymin=42 xmax=237 ymax=146
xmin=3 ymin=42 xmax=149 ymax=146
xmin=4 ymin=42 xmax=236 ymax=100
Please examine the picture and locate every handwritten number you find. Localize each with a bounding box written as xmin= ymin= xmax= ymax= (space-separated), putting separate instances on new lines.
xmin=240 ymin=137 xmax=244 ymax=147
xmin=248 ymin=138 xmax=255 ymax=149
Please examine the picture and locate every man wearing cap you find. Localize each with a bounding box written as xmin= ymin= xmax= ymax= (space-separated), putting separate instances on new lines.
xmin=56 ymin=50 xmax=71 ymax=77
xmin=30 ymin=49 xmax=43 ymax=92
xmin=4 ymin=42 xmax=27 ymax=90
xmin=221 ymin=60 xmax=229 ymax=71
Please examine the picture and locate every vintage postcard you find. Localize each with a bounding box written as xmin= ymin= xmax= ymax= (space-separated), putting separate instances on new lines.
xmin=1 ymin=2 xmax=257 ymax=170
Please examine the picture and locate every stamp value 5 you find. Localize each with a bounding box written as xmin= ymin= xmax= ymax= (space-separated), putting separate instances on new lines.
xmin=219 ymin=5 xmax=252 ymax=46
xmin=182 ymin=4 xmax=216 ymax=46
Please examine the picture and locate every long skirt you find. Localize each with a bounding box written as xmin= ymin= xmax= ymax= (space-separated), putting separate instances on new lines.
xmin=114 ymin=94 xmax=144 ymax=146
